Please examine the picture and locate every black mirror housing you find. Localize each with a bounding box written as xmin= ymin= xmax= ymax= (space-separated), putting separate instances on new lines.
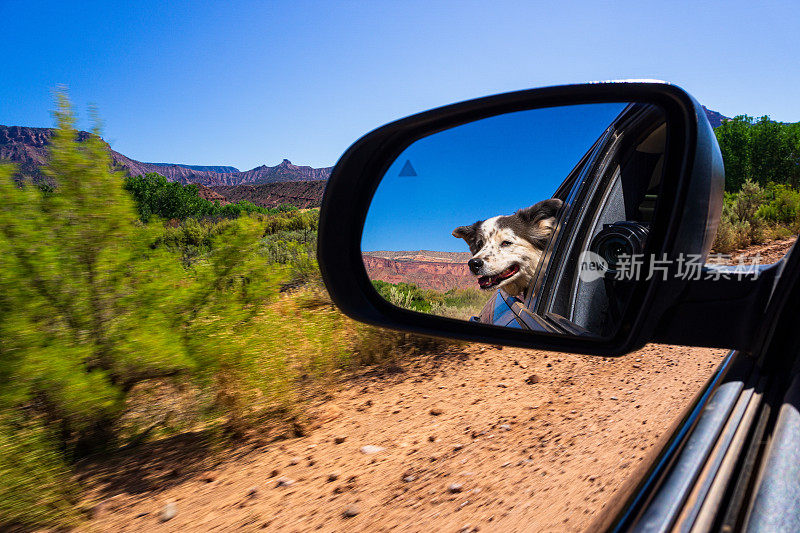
xmin=317 ymin=81 xmax=778 ymax=355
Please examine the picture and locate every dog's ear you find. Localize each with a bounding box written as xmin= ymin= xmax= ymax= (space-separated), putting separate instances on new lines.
xmin=452 ymin=221 xmax=482 ymax=251
xmin=517 ymin=198 xmax=563 ymax=225
xmin=452 ymin=225 xmax=475 ymax=241
xmin=517 ymin=199 xmax=563 ymax=245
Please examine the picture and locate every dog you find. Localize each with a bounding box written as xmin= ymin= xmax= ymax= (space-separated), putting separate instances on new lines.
xmin=452 ymin=199 xmax=563 ymax=298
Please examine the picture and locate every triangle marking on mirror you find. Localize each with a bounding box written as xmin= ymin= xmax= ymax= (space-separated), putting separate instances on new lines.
xmin=399 ymin=160 xmax=417 ymax=177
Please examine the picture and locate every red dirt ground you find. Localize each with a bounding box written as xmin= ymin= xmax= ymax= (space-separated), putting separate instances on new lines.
xmin=80 ymin=344 xmax=727 ymax=532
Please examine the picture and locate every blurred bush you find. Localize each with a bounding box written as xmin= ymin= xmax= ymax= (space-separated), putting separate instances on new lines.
xmin=0 ymin=93 xmax=452 ymax=529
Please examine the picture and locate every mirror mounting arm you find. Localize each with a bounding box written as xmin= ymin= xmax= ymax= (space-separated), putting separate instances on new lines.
xmin=651 ymin=263 xmax=781 ymax=350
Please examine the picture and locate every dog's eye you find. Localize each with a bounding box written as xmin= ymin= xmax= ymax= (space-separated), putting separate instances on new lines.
xmin=501 ymin=240 xmax=512 ymax=247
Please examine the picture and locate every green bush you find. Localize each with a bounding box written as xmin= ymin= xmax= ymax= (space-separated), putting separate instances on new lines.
xmin=371 ymin=280 xmax=490 ymax=318
xmin=757 ymin=183 xmax=800 ymax=226
xmin=123 ymin=173 xmax=290 ymax=222
xmin=0 ymin=93 xmax=457 ymax=529
xmin=713 ymin=180 xmax=767 ymax=252
xmin=0 ymin=95 xmax=293 ymax=528
xmin=0 ymin=416 xmax=80 ymax=529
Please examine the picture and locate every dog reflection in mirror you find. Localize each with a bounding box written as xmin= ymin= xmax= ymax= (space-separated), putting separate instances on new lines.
xmin=452 ymin=199 xmax=563 ymax=298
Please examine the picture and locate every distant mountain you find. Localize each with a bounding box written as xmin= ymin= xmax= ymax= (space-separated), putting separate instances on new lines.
xmin=703 ymin=106 xmax=729 ymax=128
xmin=0 ymin=125 xmax=332 ymax=187
xmin=211 ymin=181 xmax=327 ymax=209
xmin=362 ymin=253 xmax=476 ymax=292
xmin=145 ymin=162 xmax=240 ymax=173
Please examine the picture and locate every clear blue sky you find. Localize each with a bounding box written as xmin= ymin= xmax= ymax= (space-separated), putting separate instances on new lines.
xmin=362 ymin=103 xmax=626 ymax=252
xmin=1 ymin=1 xmax=798 ymax=171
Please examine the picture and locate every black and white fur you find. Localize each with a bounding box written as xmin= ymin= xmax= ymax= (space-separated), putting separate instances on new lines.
xmin=452 ymin=199 xmax=563 ymax=298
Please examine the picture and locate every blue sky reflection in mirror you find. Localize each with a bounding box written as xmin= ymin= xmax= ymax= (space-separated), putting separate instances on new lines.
xmin=362 ymin=103 xmax=627 ymax=253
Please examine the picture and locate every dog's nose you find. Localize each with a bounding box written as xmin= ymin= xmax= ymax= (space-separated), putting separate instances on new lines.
xmin=468 ymin=257 xmax=483 ymax=274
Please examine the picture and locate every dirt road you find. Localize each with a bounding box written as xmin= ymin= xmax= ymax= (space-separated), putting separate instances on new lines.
xmin=82 ymin=343 xmax=726 ymax=532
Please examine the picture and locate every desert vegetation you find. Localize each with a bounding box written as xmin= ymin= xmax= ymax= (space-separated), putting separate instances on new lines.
xmin=0 ymin=96 xmax=447 ymax=529
xmin=372 ymin=280 xmax=492 ymax=320
xmin=712 ymin=115 xmax=800 ymax=252
xmin=123 ymin=172 xmax=298 ymax=221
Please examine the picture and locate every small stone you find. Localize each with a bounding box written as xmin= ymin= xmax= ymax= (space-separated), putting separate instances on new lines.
xmin=289 ymin=456 xmax=301 ymax=465
xmin=327 ymin=472 xmax=340 ymax=482
xmin=430 ymin=408 xmax=444 ymax=416
xmin=525 ymin=374 xmax=540 ymax=384
xmin=360 ymin=445 xmax=385 ymax=455
xmin=403 ymin=475 xmax=416 ymax=482
xmin=448 ymin=483 xmax=464 ymax=493
xmin=499 ymin=424 xmax=512 ymax=431
xmin=246 ymin=486 xmax=259 ymax=498
xmin=160 ymin=502 xmax=177 ymax=522
xmin=268 ymin=469 xmax=279 ymax=478
xmin=334 ymin=436 xmax=347 ymax=444
xmin=453 ymin=444 xmax=464 ymax=451
xmin=342 ymin=504 xmax=360 ymax=518
xmin=276 ymin=476 xmax=295 ymax=487
xmin=610 ymin=396 xmax=619 ymax=400
xmin=428 ymin=435 xmax=436 ymax=442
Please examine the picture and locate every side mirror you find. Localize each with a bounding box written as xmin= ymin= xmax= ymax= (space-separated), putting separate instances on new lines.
xmin=318 ymin=82 xmax=781 ymax=355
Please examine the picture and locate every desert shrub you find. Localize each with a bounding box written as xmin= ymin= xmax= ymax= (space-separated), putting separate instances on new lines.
xmin=0 ymin=96 xmax=296 ymax=528
xmin=757 ymin=183 xmax=800 ymax=227
xmin=0 ymin=416 xmax=80 ymax=529
xmin=0 ymin=94 xmax=456 ymax=529
xmin=371 ymin=280 xmax=490 ymax=319
xmin=124 ymin=173 xmax=295 ymax=222
xmin=713 ymin=180 xmax=767 ymax=252
xmin=0 ymin=101 xmax=192 ymax=460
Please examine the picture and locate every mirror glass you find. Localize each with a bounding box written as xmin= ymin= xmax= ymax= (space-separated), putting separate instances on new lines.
xmin=362 ymin=103 xmax=667 ymax=338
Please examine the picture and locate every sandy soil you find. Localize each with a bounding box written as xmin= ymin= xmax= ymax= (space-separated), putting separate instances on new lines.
xmin=708 ymin=236 xmax=796 ymax=265
xmin=80 ymin=343 xmax=727 ymax=533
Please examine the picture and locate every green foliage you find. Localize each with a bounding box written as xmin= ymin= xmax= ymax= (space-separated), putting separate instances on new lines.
xmin=0 ymin=94 xmax=299 ymax=528
xmin=371 ymin=280 xmax=490 ymax=319
xmin=0 ymin=416 xmax=80 ymax=529
xmin=0 ymin=95 xmax=196 ymax=527
xmin=714 ymin=180 xmax=767 ymax=252
xmin=757 ymin=182 xmax=800 ymax=226
xmin=0 ymin=98 xmax=190 ymax=457
xmin=715 ymin=115 xmax=800 ymax=192
xmin=0 ymin=93 xmax=455 ymax=529
xmin=123 ymin=172 xmax=290 ymax=222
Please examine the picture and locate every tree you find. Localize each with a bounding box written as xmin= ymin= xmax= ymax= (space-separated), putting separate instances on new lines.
xmin=715 ymin=115 xmax=754 ymax=191
xmin=715 ymin=115 xmax=800 ymax=191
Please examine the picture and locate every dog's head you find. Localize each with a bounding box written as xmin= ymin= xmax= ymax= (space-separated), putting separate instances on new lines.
xmin=452 ymin=198 xmax=563 ymax=297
